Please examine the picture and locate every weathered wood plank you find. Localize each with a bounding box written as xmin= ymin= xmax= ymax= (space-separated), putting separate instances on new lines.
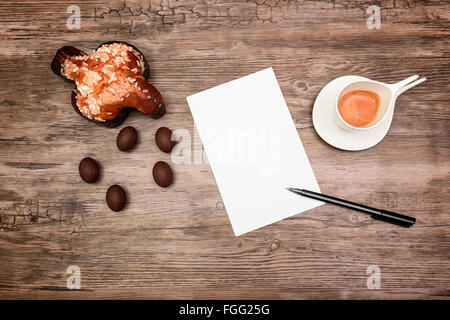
xmin=0 ymin=0 xmax=449 ymax=299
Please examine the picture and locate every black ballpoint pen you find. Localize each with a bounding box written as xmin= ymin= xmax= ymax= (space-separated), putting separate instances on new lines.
xmin=287 ymin=188 xmax=416 ymax=227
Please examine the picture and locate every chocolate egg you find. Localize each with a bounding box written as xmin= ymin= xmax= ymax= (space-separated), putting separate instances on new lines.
xmin=78 ymin=157 xmax=99 ymax=183
xmin=155 ymin=127 xmax=177 ymax=153
xmin=106 ymin=185 xmax=127 ymax=212
xmin=152 ymin=161 xmax=173 ymax=188
xmin=116 ymin=126 xmax=138 ymax=151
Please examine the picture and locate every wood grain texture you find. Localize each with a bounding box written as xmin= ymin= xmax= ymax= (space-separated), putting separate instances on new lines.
xmin=0 ymin=0 xmax=449 ymax=299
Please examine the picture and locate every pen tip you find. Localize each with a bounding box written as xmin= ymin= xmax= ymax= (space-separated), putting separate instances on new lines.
xmin=287 ymin=187 xmax=303 ymax=194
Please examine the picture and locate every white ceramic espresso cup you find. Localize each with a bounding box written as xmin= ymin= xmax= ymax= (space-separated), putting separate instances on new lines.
xmin=333 ymin=75 xmax=426 ymax=132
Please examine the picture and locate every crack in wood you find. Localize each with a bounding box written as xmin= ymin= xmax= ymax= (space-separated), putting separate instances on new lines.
xmin=4 ymin=162 xmax=62 ymax=170
xmin=82 ymin=0 xmax=425 ymax=38
xmin=0 ymin=196 xmax=87 ymax=231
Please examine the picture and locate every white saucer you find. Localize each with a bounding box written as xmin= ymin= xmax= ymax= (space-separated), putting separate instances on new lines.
xmin=312 ymin=76 xmax=394 ymax=151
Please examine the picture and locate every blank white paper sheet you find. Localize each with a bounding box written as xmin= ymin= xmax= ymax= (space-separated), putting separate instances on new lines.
xmin=187 ymin=68 xmax=322 ymax=236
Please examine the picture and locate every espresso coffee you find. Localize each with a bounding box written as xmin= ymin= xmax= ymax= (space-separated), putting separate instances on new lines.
xmin=338 ymin=90 xmax=380 ymax=128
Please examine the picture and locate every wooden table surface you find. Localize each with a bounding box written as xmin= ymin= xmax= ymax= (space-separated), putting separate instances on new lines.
xmin=0 ymin=0 xmax=449 ymax=299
